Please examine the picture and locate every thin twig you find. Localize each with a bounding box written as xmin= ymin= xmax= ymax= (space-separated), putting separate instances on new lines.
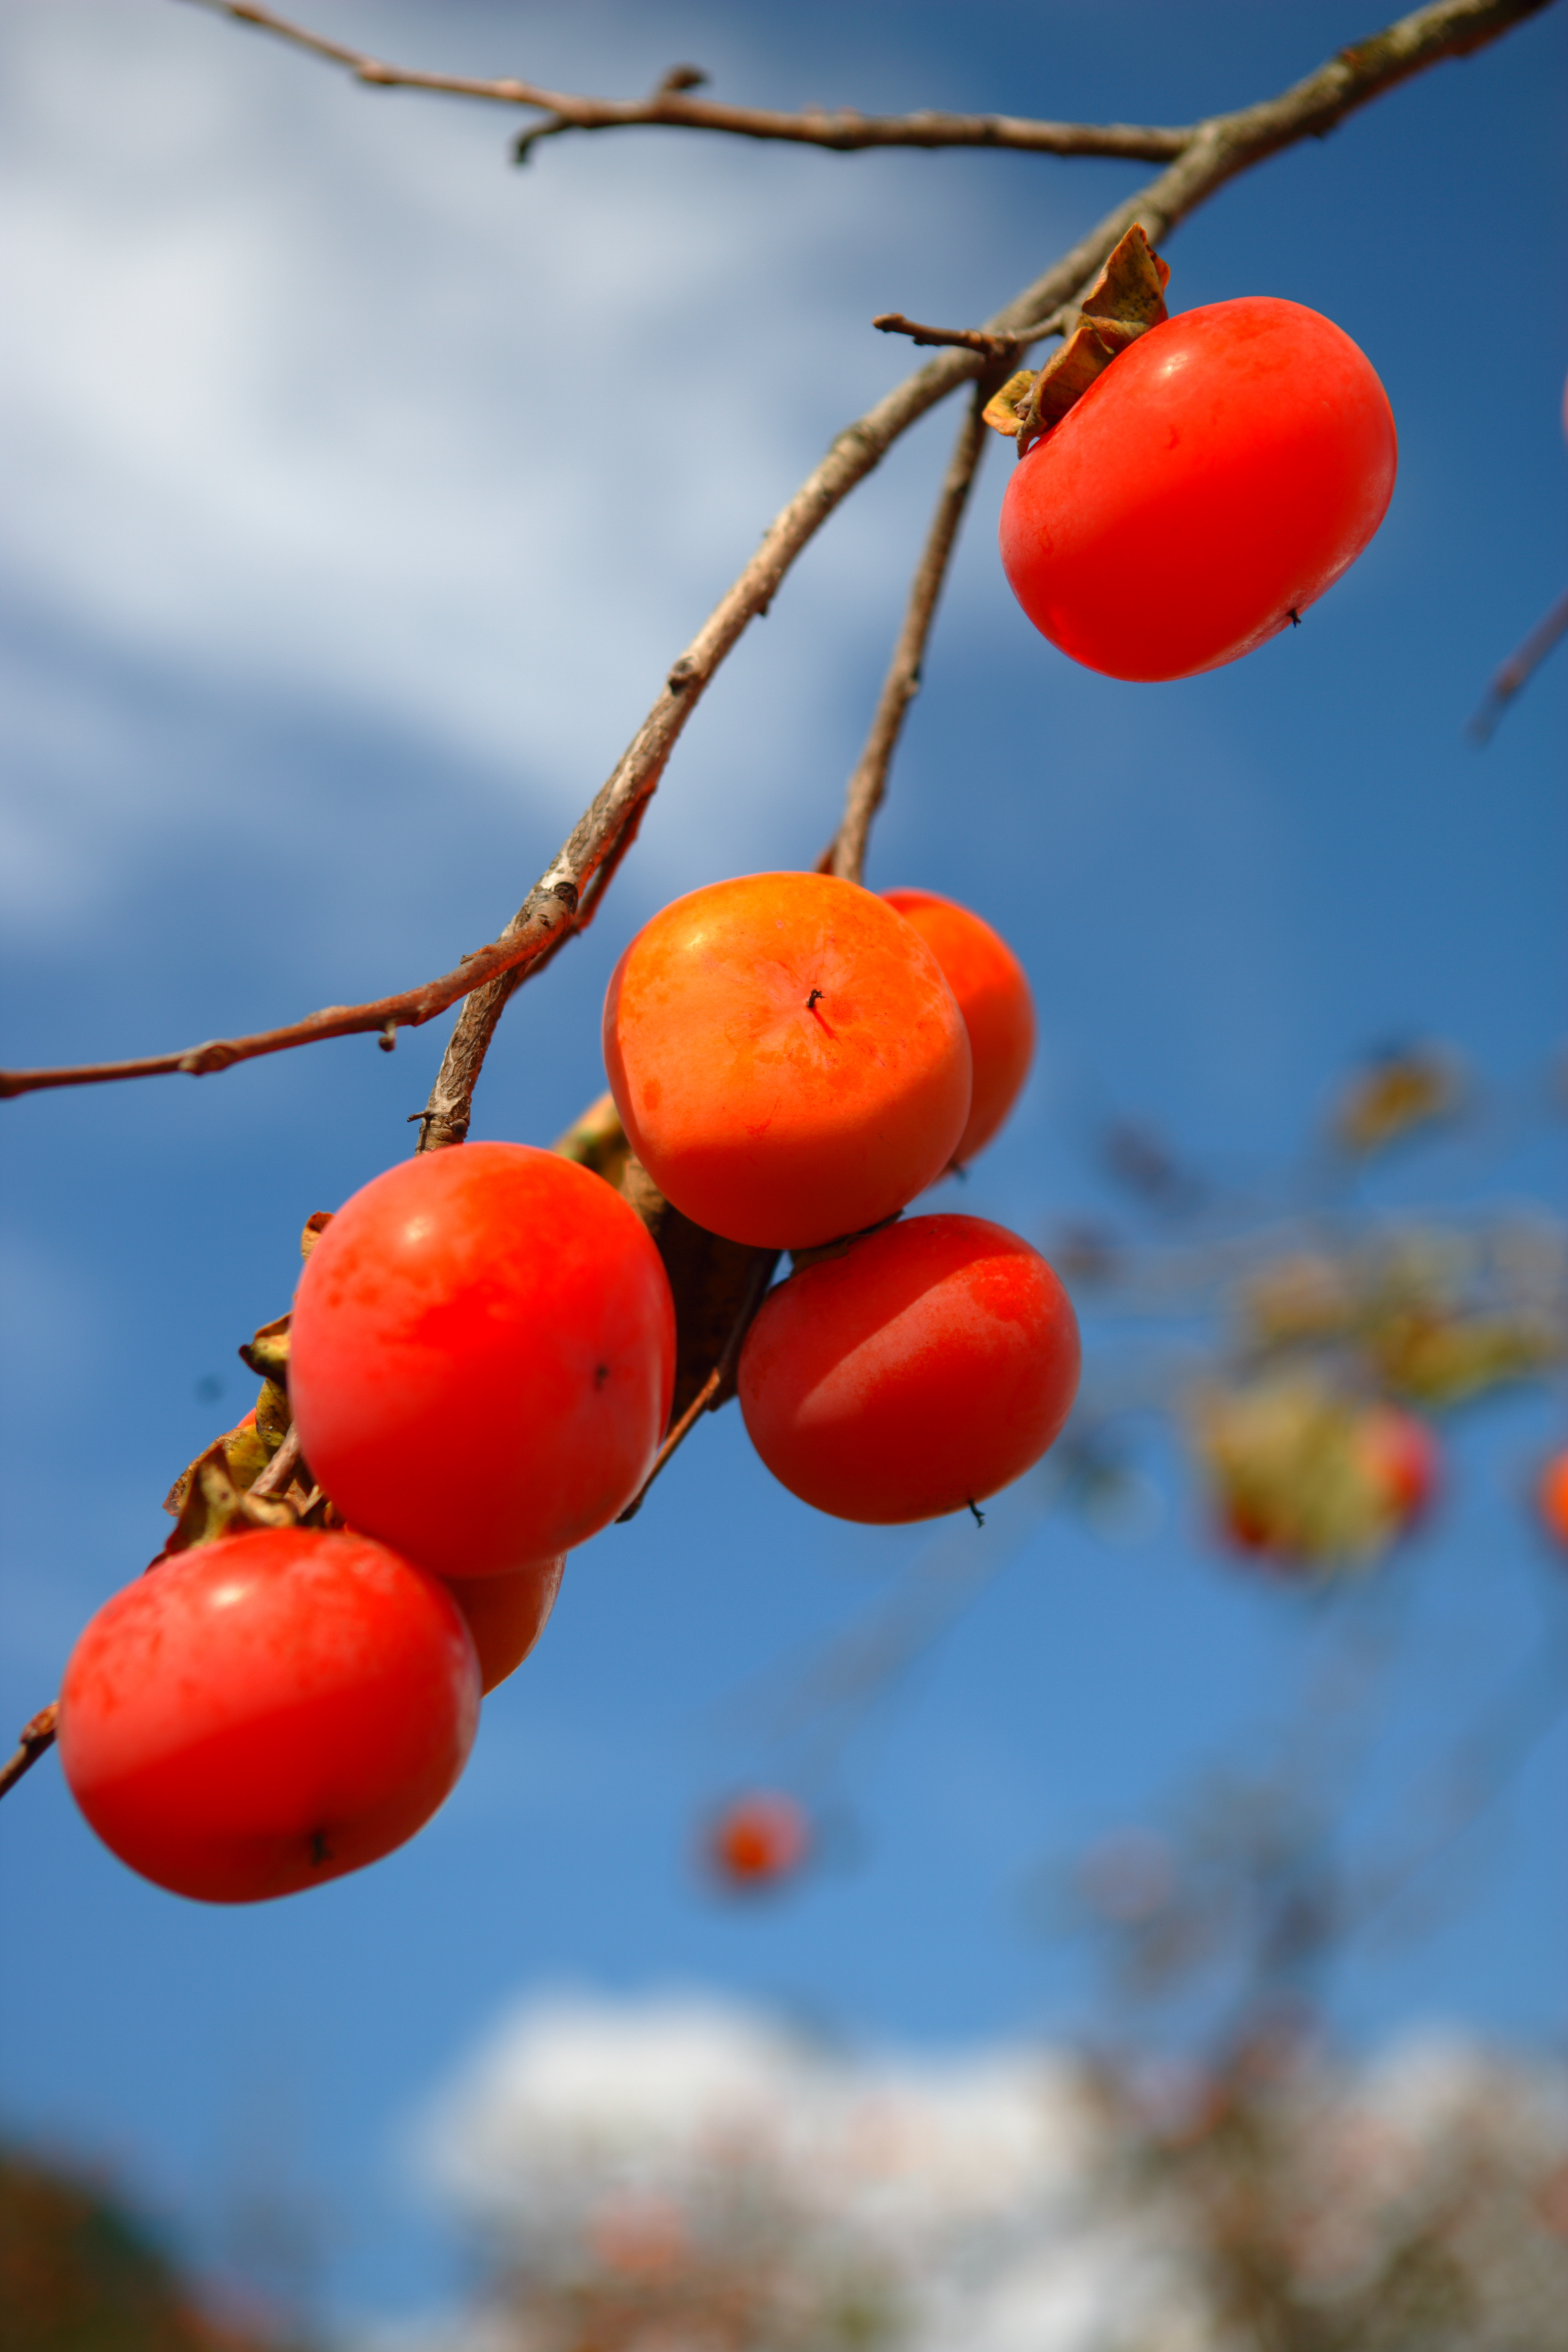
xmin=872 ymin=313 xmax=1034 ymax=359
xmin=0 ymin=1704 xmax=59 ymax=1803
xmin=6 ymin=0 xmax=1553 ymax=1121
xmin=616 ymin=1250 xmax=780 ymax=1523
xmin=827 ymin=390 xmax=992 ymax=886
xmin=1466 ymin=581 xmax=1568 ymax=741
xmin=0 ymin=910 xmax=578 ymax=1101
xmin=183 ymin=1 xmax=1193 ymax=163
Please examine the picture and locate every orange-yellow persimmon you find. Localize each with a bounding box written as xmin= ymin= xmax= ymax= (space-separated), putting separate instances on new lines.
xmin=738 ymin=1213 xmax=1079 ymax=1523
xmin=603 ymin=873 xmax=972 ymax=1250
xmin=1538 ymin=1447 xmax=1568 ymax=1552
xmin=881 ymin=888 xmax=1035 ymax=1165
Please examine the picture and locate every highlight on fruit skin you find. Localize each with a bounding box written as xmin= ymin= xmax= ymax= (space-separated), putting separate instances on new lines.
xmin=603 ymin=871 xmax=972 ymax=1250
xmin=705 ymin=1790 xmax=811 ymax=1891
xmin=290 ymin=1141 xmax=676 ymax=1580
xmin=999 ymin=296 xmax=1397 ymax=682
xmin=443 ymin=1556 xmax=565 ymax=1694
xmin=880 ymin=888 xmax=1035 ymax=1166
xmin=58 ymin=1527 xmax=481 ymax=1904
xmin=738 ymin=1213 xmax=1080 ymax=1525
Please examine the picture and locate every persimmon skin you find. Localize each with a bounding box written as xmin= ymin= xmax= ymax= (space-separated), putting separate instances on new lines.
xmin=58 ymin=1527 xmax=479 ymax=1904
xmin=738 ymin=1213 xmax=1079 ymax=1523
xmin=444 ymin=1556 xmax=565 ymax=1694
xmin=290 ymin=1143 xmax=675 ymax=1579
xmin=603 ymin=873 xmax=972 ymax=1250
xmin=881 ymin=888 xmax=1035 ymax=1165
xmin=1000 ymin=297 xmax=1397 ymax=682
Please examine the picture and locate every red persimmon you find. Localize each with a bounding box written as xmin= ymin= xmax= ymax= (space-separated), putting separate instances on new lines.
xmin=738 ymin=1213 xmax=1079 ymax=1523
xmin=881 ymin=888 xmax=1035 ymax=1165
xmin=999 ymin=297 xmax=1397 ymax=682
xmin=707 ymin=1791 xmax=810 ymax=1890
xmin=58 ymin=1527 xmax=479 ymax=1904
xmin=603 ymin=872 xmax=972 ymax=1250
xmin=290 ymin=1143 xmax=675 ymax=1579
xmin=443 ymin=1556 xmax=565 ymax=1694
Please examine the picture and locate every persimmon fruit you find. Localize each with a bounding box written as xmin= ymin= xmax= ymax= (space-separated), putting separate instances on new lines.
xmin=708 ymin=1791 xmax=810 ymax=1889
xmin=290 ymin=1143 xmax=676 ymax=1579
xmin=444 ymin=1555 xmax=565 ymax=1694
xmin=881 ymin=888 xmax=1035 ymax=1165
xmin=1216 ymin=1396 xmax=1437 ymax=1568
xmin=1537 ymin=1448 xmax=1568 ymax=1551
xmin=603 ymin=872 xmax=972 ymax=1249
xmin=1357 ymin=1403 xmax=1437 ymax=1527
xmin=1000 ymin=297 xmax=1397 ymax=682
xmin=738 ymin=1213 xmax=1079 ymax=1523
xmin=58 ymin=1527 xmax=480 ymax=1903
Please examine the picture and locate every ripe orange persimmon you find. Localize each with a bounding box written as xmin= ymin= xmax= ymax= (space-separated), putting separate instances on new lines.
xmin=603 ymin=872 xmax=972 ymax=1250
xmin=738 ymin=1213 xmax=1079 ymax=1523
xmin=707 ymin=1791 xmax=810 ymax=1890
xmin=881 ymin=888 xmax=1035 ymax=1165
xmin=1537 ymin=1448 xmax=1568 ymax=1551
xmin=58 ymin=1527 xmax=480 ymax=1903
xmin=291 ymin=1143 xmax=675 ymax=1579
xmin=444 ymin=1556 xmax=565 ymax=1694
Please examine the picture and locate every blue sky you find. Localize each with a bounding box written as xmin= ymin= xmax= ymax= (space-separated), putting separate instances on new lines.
xmin=1 ymin=0 xmax=1565 ymax=2334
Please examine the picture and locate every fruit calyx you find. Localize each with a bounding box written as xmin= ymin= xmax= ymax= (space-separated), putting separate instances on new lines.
xmin=158 ymin=1437 xmax=303 ymax=1561
xmin=983 ymin=223 xmax=1170 ymax=458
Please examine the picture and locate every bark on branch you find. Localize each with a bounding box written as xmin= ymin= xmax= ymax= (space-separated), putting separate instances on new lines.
xmin=0 ymin=1705 xmax=58 ymax=1802
xmin=1 ymin=0 xmax=1553 ymax=1122
xmin=183 ymin=1 xmax=1193 ymax=163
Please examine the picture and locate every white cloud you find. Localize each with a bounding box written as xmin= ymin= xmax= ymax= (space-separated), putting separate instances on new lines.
xmin=392 ymin=1990 xmax=1568 ymax=2352
xmin=0 ymin=0 xmax=1035 ymax=922
xmin=408 ymin=1989 xmax=1187 ymax=2352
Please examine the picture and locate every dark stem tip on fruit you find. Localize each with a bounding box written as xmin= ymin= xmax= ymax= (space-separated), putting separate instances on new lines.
xmin=968 ymin=1499 xmax=986 ymax=1526
xmin=806 ymin=988 xmax=825 ymax=1011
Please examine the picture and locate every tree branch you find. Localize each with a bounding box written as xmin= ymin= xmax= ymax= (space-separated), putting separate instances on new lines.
xmin=0 ymin=1705 xmax=58 ymax=1803
xmin=182 ymin=1 xmax=1193 ymax=163
xmin=826 ymin=390 xmax=993 ymax=886
xmin=872 ymin=311 xmax=1058 ymax=359
xmin=3 ymin=0 xmax=1553 ymax=1120
xmin=1466 ymin=581 xmax=1568 ymax=741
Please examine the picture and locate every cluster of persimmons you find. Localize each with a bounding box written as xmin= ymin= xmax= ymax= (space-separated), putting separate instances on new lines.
xmin=52 ymin=263 xmax=1491 ymax=1909
xmin=59 ymin=876 xmax=1070 ymax=1904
